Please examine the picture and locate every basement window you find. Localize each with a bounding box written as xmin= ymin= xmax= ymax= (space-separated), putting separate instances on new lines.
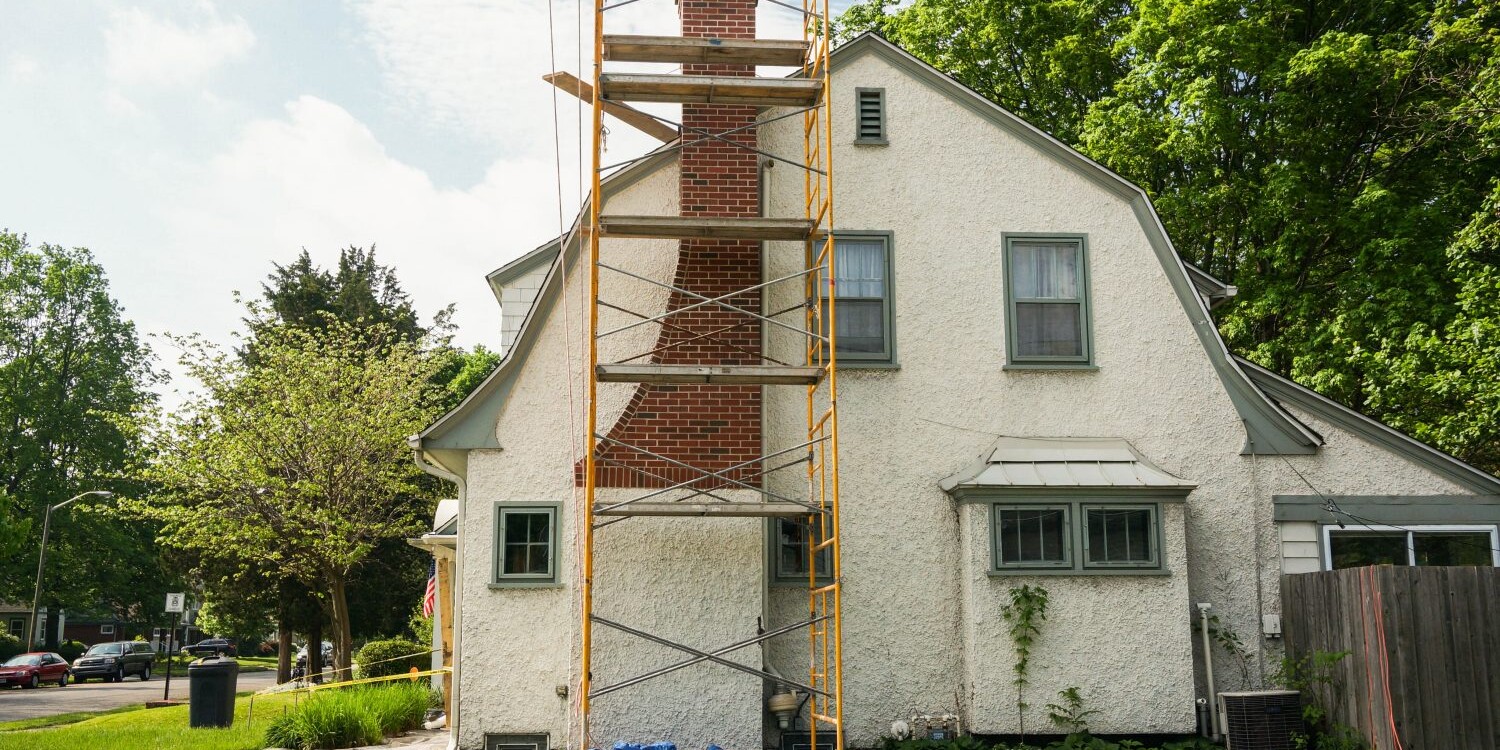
xmin=1324 ymin=525 xmax=1499 ymax=569
xmin=854 ymin=88 xmax=887 ymax=145
xmin=1003 ymin=235 xmax=1094 ymax=368
xmin=492 ymin=503 xmax=560 ymax=587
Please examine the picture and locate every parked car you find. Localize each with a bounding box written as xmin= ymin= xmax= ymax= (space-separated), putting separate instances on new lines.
xmin=181 ymin=638 xmax=237 ymax=657
xmin=71 ymin=641 xmax=155 ymax=682
xmin=0 ymin=652 xmax=71 ymax=689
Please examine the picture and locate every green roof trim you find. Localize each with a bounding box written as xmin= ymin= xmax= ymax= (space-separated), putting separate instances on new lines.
xmin=412 ymin=146 xmax=678 ymax=461
xmin=1242 ymin=357 xmax=1500 ymax=494
xmin=1273 ymin=495 xmax=1500 ymax=524
xmin=835 ymin=33 xmax=1320 ymax=455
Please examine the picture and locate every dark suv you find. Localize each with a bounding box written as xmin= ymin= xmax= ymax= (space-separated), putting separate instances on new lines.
xmin=71 ymin=641 xmax=155 ymax=682
xmin=182 ymin=638 xmax=237 ymax=657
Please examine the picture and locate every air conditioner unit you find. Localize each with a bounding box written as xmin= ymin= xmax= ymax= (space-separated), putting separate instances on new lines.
xmin=1218 ymin=690 xmax=1302 ymax=750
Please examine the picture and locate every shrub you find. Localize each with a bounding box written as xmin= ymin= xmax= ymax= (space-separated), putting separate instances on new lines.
xmin=265 ymin=684 xmax=428 ymax=749
xmin=0 ymin=632 xmax=23 ymax=661
xmin=265 ymin=694 xmax=382 ymax=750
xmin=56 ymin=639 xmax=87 ymax=661
xmin=354 ymin=638 xmax=428 ymax=679
xmin=357 ymin=683 xmax=430 ymax=735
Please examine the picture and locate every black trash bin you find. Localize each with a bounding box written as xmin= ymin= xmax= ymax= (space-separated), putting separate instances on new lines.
xmin=188 ymin=656 xmax=239 ymax=728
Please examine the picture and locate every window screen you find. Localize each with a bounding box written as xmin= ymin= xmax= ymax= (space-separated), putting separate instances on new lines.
xmin=1084 ymin=506 xmax=1157 ymax=567
xmin=1329 ymin=527 xmax=1497 ymax=569
xmin=495 ymin=506 xmax=558 ymax=583
xmin=1006 ymin=238 xmax=1090 ymax=363
xmin=819 ymin=236 xmax=892 ymax=361
xmin=994 ymin=507 xmax=1069 ymax=567
xmin=774 ymin=518 xmax=832 ymax=582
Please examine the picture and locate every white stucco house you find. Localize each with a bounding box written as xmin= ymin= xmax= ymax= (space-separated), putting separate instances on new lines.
xmin=411 ymin=32 xmax=1500 ymax=750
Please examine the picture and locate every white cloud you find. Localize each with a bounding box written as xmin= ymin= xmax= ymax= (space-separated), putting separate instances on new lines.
xmin=4 ymin=52 xmax=40 ymax=83
xmin=162 ymin=96 xmax=555 ymax=354
xmin=104 ymin=6 xmax=255 ymax=88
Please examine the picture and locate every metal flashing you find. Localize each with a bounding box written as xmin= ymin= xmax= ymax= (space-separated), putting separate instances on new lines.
xmin=941 ymin=436 xmax=1197 ymax=495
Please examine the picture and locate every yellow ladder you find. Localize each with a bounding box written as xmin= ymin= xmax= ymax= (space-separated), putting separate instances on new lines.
xmin=579 ymin=1 xmax=844 ymax=747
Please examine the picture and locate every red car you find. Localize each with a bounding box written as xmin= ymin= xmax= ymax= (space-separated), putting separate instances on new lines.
xmin=0 ymin=652 xmax=71 ymax=688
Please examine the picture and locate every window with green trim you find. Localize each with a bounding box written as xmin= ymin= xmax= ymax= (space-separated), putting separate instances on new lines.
xmin=991 ymin=501 xmax=1163 ymax=574
xmin=819 ymin=234 xmax=894 ymax=363
xmin=772 ymin=518 xmax=832 ymax=583
xmin=992 ymin=505 xmax=1071 ymax=569
xmin=1004 ymin=236 xmax=1091 ymax=365
xmin=1083 ymin=505 xmax=1158 ymax=568
xmin=494 ymin=505 xmax=558 ymax=585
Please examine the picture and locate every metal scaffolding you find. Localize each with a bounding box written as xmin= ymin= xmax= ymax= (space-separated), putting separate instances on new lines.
xmin=578 ymin=0 xmax=845 ymax=747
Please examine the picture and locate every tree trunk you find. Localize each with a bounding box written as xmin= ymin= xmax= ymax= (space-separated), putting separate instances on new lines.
xmin=308 ymin=621 xmax=323 ymax=683
xmin=327 ymin=572 xmax=354 ymax=682
xmin=276 ymin=619 xmax=292 ymax=684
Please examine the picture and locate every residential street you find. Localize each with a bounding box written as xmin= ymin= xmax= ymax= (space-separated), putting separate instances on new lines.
xmin=0 ymin=669 xmax=279 ymax=723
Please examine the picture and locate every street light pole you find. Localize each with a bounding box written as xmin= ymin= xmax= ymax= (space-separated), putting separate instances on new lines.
xmin=26 ymin=490 xmax=113 ymax=650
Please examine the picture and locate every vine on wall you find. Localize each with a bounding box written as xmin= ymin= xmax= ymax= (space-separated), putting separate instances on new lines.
xmin=1001 ymin=584 xmax=1049 ymax=738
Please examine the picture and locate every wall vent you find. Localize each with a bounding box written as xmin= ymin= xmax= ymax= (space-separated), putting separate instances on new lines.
xmin=855 ymin=87 xmax=886 ymax=144
xmin=485 ymin=733 xmax=549 ymax=750
xmin=1218 ymin=690 xmax=1302 ymax=750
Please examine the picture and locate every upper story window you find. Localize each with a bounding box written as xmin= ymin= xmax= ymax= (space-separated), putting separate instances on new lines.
xmin=854 ymin=88 xmax=887 ymax=145
xmin=493 ymin=504 xmax=560 ymax=586
xmin=820 ymin=233 xmax=895 ymax=365
xmin=1004 ymin=235 xmax=1093 ymax=367
xmin=1324 ymin=525 xmax=1499 ymax=569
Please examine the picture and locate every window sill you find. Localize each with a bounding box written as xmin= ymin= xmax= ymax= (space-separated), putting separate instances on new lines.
xmin=852 ymin=139 xmax=888 ymax=146
xmin=1002 ymin=363 xmax=1099 ymax=372
xmin=838 ymin=360 xmax=900 ymax=370
xmin=988 ymin=567 xmax=1169 ymax=577
xmin=769 ymin=579 xmax=833 ymax=588
xmin=488 ymin=581 xmax=565 ymax=590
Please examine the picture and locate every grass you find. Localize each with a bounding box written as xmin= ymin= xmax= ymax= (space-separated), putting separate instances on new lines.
xmin=0 ymin=690 xmax=297 ymax=750
xmin=264 ymin=683 xmax=430 ymax=750
xmin=0 ymin=702 xmax=148 ymax=731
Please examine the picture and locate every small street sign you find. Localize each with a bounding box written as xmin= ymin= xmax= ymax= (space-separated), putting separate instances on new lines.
xmin=165 ymin=592 xmax=185 ymax=613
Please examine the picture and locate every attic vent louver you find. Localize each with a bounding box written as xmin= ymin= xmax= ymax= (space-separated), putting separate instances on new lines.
xmin=855 ymin=87 xmax=886 ymax=144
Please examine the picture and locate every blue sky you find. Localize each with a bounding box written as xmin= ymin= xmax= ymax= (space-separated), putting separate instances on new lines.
xmin=1 ymin=0 xmax=840 ymax=398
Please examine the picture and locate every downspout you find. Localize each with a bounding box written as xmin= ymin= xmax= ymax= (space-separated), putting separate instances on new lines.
xmin=413 ymin=442 xmax=466 ymax=750
xmin=1198 ymin=602 xmax=1220 ymax=741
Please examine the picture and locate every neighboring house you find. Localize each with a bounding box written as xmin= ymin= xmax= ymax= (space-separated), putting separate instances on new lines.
xmin=411 ymin=31 xmax=1500 ymax=750
xmin=408 ymin=499 xmax=458 ymax=713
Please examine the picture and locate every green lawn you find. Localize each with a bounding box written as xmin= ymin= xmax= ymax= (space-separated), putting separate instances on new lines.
xmin=163 ymin=654 xmax=278 ymax=673
xmin=0 ymin=691 xmax=297 ymax=750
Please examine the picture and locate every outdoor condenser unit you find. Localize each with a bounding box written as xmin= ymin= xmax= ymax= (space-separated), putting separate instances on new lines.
xmin=1217 ymin=690 xmax=1302 ymax=750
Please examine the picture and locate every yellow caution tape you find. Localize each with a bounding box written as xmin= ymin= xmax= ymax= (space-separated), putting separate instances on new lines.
xmin=255 ymin=667 xmax=452 ymax=696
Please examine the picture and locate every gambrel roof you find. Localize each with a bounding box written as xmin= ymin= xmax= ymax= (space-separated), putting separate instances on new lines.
xmin=412 ymin=33 xmax=1496 ymax=492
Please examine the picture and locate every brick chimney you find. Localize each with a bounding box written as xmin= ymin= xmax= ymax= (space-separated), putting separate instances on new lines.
xmin=580 ymin=0 xmax=764 ymax=489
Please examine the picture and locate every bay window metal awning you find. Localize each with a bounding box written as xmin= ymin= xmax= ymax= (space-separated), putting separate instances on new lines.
xmin=940 ymin=437 xmax=1197 ymax=495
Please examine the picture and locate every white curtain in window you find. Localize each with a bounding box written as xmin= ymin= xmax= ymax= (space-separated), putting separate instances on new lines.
xmin=832 ymin=239 xmax=885 ymax=298
xmin=1011 ymin=242 xmax=1078 ymax=299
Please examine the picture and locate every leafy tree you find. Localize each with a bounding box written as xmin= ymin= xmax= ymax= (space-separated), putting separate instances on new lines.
xmin=138 ymin=316 xmax=446 ymax=676
xmin=839 ymin=0 xmax=1500 ymax=471
xmin=0 ymin=230 xmax=171 ymax=646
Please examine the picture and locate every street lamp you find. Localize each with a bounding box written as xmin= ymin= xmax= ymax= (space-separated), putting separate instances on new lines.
xmin=26 ymin=490 xmax=114 ymax=650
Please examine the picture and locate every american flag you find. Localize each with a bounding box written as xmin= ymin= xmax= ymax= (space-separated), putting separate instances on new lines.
xmin=421 ymin=560 xmax=437 ymax=618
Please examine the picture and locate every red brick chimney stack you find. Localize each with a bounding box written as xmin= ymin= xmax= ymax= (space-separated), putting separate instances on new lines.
xmin=581 ymin=0 xmax=764 ymax=489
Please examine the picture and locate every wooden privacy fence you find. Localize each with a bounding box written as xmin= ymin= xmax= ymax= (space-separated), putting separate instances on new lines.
xmin=1281 ymin=566 xmax=1500 ymax=750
